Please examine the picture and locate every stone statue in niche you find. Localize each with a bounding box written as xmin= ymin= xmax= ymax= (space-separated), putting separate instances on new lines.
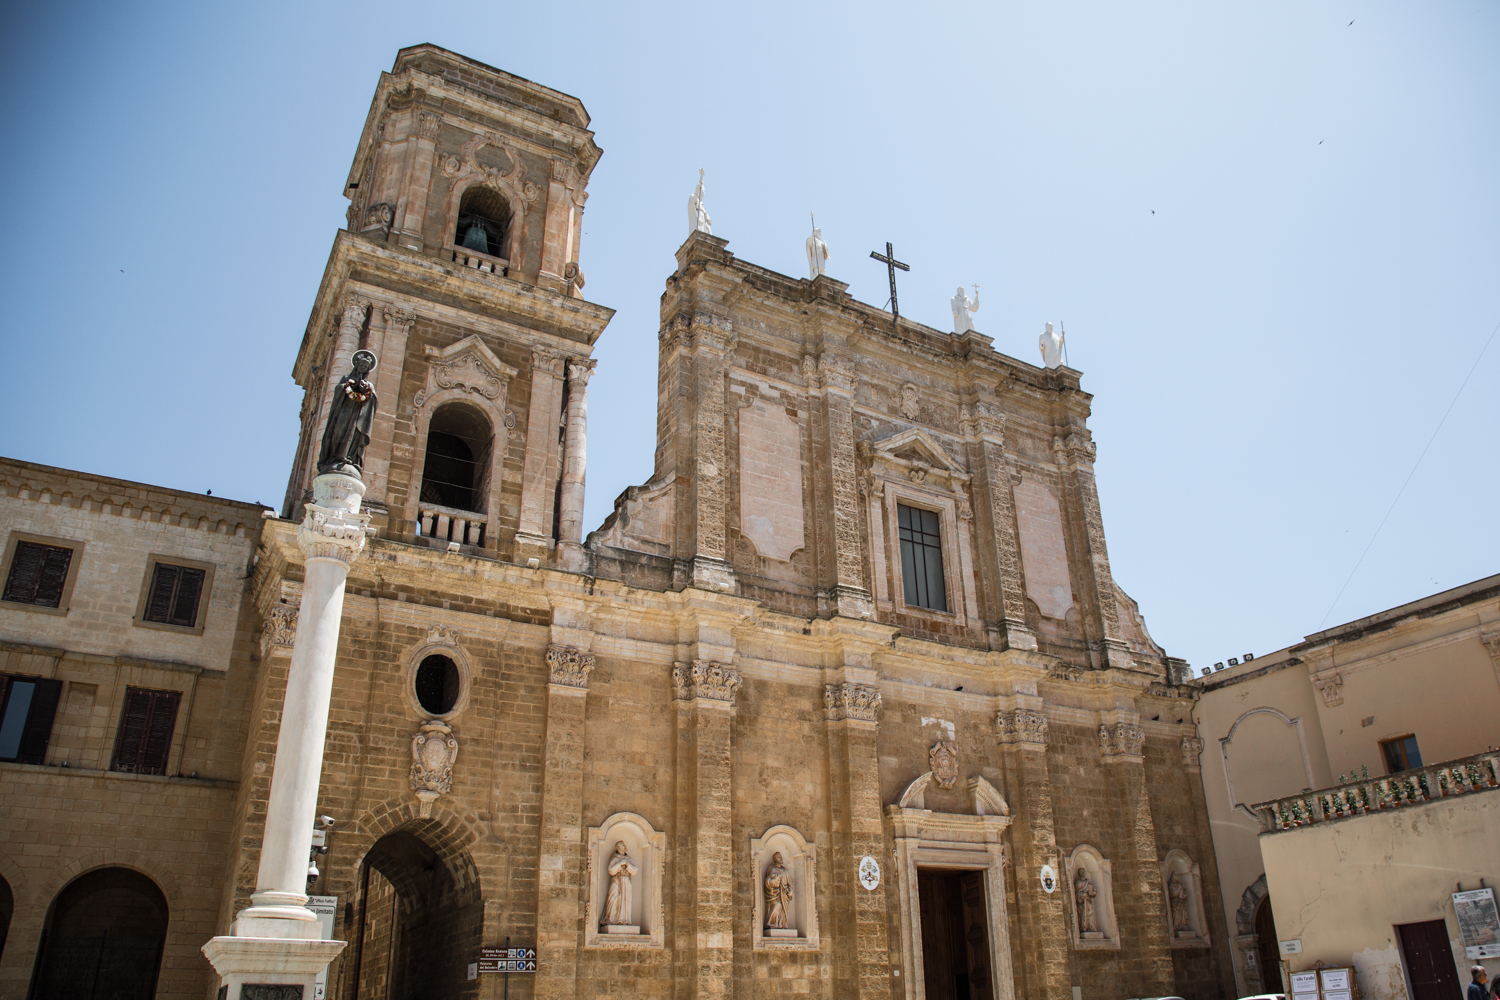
xmin=688 ymin=168 xmax=712 ymax=235
xmin=929 ymin=739 xmax=959 ymax=789
xmin=601 ymin=841 xmax=639 ymax=931
xmin=764 ymin=852 xmax=794 ymax=933
xmin=806 ymin=214 xmax=830 ymax=278
xmin=1074 ymin=868 xmax=1100 ymax=935
xmin=317 ymin=350 xmax=379 ymax=476
xmin=951 ymin=284 xmax=980 ymax=334
xmin=1039 ymin=322 xmax=1066 ymax=370
xmin=1167 ymin=872 xmax=1190 ymax=935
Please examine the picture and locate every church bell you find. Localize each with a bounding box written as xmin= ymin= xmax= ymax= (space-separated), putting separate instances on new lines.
xmin=461 ymin=219 xmax=490 ymax=255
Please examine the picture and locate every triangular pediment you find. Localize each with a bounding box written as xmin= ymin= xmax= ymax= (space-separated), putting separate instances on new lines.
xmin=870 ymin=427 xmax=961 ymax=472
xmin=423 ymin=334 xmax=518 ymax=381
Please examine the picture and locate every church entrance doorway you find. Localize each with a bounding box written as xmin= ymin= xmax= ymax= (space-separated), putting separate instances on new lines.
xmin=917 ymin=869 xmax=994 ymax=1000
xmin=1253 ymin=896 xmax=1284 ymax=994
xmin=348 ymin=829 xmax=481 ymax=1000
xmin=27 ymin=867 xmax=168 ymax=1000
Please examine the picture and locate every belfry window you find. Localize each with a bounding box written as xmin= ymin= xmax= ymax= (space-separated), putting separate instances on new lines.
xmin=454 ymin=186 xmax=512 ymax=260
xmin=419 ymin=403 xmax=492 ymax=514
xmin=897 ymin=504 xmax=948 ymax=612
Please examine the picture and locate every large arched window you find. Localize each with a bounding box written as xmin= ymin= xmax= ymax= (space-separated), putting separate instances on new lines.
xmin=30 ymin=867 xmax=168 ymax=999
xmin=419 ymin=402 xmax=492 ymax=515
xmin=454 ymin=186 xmax=512 ymax=261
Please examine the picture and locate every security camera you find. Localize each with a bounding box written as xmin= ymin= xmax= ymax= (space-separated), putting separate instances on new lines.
xmin=318 ymin=816 xmax=336 ymax=829
xmin=307 ymin=863 xmax=320 ymax=883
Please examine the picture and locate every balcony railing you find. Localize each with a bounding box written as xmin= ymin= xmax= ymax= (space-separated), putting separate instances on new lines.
xmin=1253 ymin=749 xmax=1500 ymax=833
xmin=442 ymin=242 xmax=509 ymax=276
xmin=417 ymin=502 xmax=486 ymax=548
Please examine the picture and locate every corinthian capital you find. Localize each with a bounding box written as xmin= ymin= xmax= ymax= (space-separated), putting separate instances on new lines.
xmin=823 ymin=682 xmax=882 ymax=723
xmin=297 ymin=472 xmax=372 ymax=565
xmin=546 ymin=645 xmax=596 ymax=689
xmin=566 ymin=358 xmax=597 ymax=387
xmin=673 ymin=660 xmax=742 ymax=705
xmin=260 ymin=606 xmax=298 ymax=658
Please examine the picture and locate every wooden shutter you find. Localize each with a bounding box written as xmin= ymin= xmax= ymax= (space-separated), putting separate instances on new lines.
xmin=2 ymin=541 xmax=73 ymax=608
xmin=143 ymin=563 xmax=207 ymax=627
xmin=14 ymin=678 xmax=62 ymax=765
xmin=111 ymin=688 xmax=181 ymax=774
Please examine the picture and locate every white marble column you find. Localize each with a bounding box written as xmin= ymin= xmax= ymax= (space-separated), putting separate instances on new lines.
xmin=556 ymin=359 xmax=595 ymax=569
xmin=203 ymin=471 xmax=371 ymax=999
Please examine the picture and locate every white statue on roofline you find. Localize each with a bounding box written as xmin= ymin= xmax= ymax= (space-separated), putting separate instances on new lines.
xmin=689 ymin=168 xmax=712 ymax=235
xmin=951 ymin=285 xmax=979 ymax=334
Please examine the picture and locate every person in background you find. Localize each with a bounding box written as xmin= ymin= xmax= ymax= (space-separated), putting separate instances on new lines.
xmin=1470 ymin=965 xmax=1490 ymax=1000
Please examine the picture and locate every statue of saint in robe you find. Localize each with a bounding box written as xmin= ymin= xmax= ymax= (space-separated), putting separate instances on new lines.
xmin=1039 ymin=322 xmax=1065 ymax=369
xmin=764 ymin=852 xmax=793 ymax=930
xmin=951 ymin=285 xmax=979 ymax=334
xmin=601 ymin=841 xmax=638 ymax=928
xmin=317 ymin=350 xmax=379 ymax=476
xmin=1074 ymin=867 xmax=1099 ymax=933
xmin=806 ymin=216 xmax=830 ymax=278
xmin=688 ymin=168 xmax=712 ymax=235
xmin=1168 ymin=873 xmax=1191 ymax=933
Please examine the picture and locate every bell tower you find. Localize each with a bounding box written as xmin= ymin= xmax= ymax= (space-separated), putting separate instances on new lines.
xmin=281 ymin=45 xmax=613 ymax=569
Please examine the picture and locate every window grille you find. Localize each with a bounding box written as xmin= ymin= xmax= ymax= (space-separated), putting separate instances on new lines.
xmin=2 ymin=540 xmax=73 ymax=608
xmin=110 ymin=688 xmax=181 ymax=775
xmin=897 ymin=504 xmax=948 ymax=612
xmin=142 ymin=563 xmax=206 ymax=628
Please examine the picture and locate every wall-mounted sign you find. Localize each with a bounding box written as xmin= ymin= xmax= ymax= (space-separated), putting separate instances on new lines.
xmin=1454 ymin=888 xmax=1500 ymax=959
xmin=1290 ymin=971 xmax=1319 ymax=997
xmin=1040 ymin=865 xmax=1058 ymax=893
xmin=1320 ymin=969 xmax=1351 ymax=991
xmin=1279 ymin=938 xmax=1304 ymax=955
xmin=479 ymin=947 xmax=537 ymax=973
xmin=308 ymin=895 xmax=338 ymax=999
xmin=858 ymin=856 xmax=881 ymax=891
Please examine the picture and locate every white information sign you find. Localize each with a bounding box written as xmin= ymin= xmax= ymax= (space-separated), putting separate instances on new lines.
xmin=1280 ymin=938 xmax=1304 ymax=955
xmin=1321 ymin=969 xmax=1351 ymax=991
xmin=1324 ymin=990 xmax=1352 ymax=1000
xmin=308 ymin=895 xmax=338 ymax=1000
xmin=1290 ymin=971 xmax=1319 ymax=997
xmin=1454 ymin=888 xmax=1500 ymax=959
xmin=1040 ymin=865 xmax=1058 ymax=894
xmin=858 ymin=856 xmax=881 ymax=891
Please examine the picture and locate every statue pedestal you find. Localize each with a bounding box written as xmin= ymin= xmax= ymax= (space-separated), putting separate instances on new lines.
xmin=202 ymin=472 xmax=369 ymax=998
xmin=1080 ymin=931 xmax=1104 ymax=941
xmin=766 ymin=928 xmax=800 ymax=939
xmin=602 ymin=925 xmax=641 ymax=935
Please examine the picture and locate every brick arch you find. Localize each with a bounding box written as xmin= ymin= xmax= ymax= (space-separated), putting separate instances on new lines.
xmin=30 ymin=849 xmax=184 ymax=916
xmin=1236 ymin=872 xmax=1268 ymax=935
xmin=0 ymin=849 xmax=25 ymax=907
xmin=349 ymin=797 xmax=483 ymax=907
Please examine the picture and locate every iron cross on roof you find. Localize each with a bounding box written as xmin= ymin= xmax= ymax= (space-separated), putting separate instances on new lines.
xmin=869 ymin=242 xmax=910 ymax=322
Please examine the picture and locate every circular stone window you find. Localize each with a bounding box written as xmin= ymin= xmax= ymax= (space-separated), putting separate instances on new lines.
xmin=414 ymin=654 xmax=462 ymax=716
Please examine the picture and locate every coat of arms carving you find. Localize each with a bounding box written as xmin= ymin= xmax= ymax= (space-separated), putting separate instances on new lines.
xmin=929 ymin=739 xmax=960 ymax=789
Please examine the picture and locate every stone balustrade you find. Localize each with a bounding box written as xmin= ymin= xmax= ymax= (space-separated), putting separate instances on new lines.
xmin=1253 ymin=749 xmax=1500 ymax=833
xmin=442 ymin=242 xmax=508 ymax=275
xmin=417 ymin=501 xmax=486 ymax=548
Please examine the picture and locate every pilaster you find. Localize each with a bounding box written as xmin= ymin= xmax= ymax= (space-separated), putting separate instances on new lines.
xmin=533 ymin=645 xmax=595 ymax=999
xmin=996 ymin=708 xmax=1071 ymax=1000
xmin=361 ymin=303 xmax=413 ymax=508
xmin=824 ymin=680 xmax=892 ymax=998
xmin=1054 ymin=433 xmax=1130 ymax=668
xmin=962 ymin=400 xmax=1036 ymax=650
xmin=516 ymin=350 xmax=567 ymax=562
xmin=812 ymin=354 xmax=874 ymax=618
xmin=1100 ymin=721 xmax=1175 ymax=995
xmin=672 ymin=661 xmax=741 ymax=999
xmin=394 ymin=110 xmax=441 ymax=247
xmin=557 ymin=358 xmax=596 ymax=570
xmin=690 ymin=327 xmax=736 ymax=592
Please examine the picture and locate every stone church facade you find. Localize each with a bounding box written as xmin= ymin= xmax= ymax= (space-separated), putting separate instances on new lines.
xmin=0 ymin=45 xmax=1235 ymax=1000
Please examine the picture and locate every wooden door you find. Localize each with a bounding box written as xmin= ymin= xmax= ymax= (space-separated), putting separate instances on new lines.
xmin=1398 ymin=919 xmax=1462 ymax=1000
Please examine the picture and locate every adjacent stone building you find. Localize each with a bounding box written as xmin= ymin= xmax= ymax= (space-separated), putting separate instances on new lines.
xmin=0 ymin=45 xmax=1236 ymax=1000
xmin=1193 ymin=576 xmax=1500 ymax=1000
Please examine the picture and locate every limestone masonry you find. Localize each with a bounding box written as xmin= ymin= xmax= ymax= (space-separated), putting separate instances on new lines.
xmin=0 ymin=45 xmax=1235 ymax=1000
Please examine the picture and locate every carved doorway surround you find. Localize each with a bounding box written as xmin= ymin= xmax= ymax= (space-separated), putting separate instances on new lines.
xmin=886 ymin=771 xmax=1016 ymax=1000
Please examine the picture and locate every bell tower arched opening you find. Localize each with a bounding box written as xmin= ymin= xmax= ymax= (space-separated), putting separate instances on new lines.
xmin=28 ymin=867 xmax=168 ymax=1000
xmin=419 ymin=402 xmax=493 ymax=519
xmin=454 ymin=186 xmax=512 ymax=262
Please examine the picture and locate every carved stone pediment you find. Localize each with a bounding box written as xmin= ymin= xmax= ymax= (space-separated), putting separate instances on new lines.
xmin=415 ymin=335 xmax=519 ymax=408
xmin=894 ymin=770 xmax=1010 ymax=819
xmin=861 ymin=427 xmax=969 ymax=491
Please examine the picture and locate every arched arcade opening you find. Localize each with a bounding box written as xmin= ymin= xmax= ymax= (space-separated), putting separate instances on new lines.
xmin=27 ymin=866 xmax=168 ymax=1000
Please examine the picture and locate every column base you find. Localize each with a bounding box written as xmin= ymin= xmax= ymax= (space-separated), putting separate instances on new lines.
xmin=556 ymin=540 xmax=591 ymax=573
xmin=998 ymin=619 xmax=1039 ymax=652
xmin=202 ymin=935 xmax=346 ymax=1000
xmin=514 ymin=532 xmax=554 ymax=567
xmin=691 ymin=555 xmax=737 ymax=593
xmin=832 ymin=586 xmax=874 ymax=620
xmin=1100 ymin=638 xmax=1134 ymax=669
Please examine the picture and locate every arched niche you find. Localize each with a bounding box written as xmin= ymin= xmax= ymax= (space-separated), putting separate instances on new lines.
xmin=1160 ymin=848 xmax=1211 ymax=948
xmin=1065 ymin=844 xmax=1118 ymax=950
xmin=749 ymin=825 xmax=819 ymax=950
xmin=30 ymin=867 xmax=169 ymax=999
xmin=453 ymin=185 xmax=513 ymax=260
xmin=585 ymin=812 xmax=665 ymax=949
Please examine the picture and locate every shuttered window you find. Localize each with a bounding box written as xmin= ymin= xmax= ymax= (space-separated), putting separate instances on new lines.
xmin=110 ymin=688 xmax=180 ymax=775
xmin=141 ymin=563 xmax=206 ymax=628
xmin=897 ymin=504 xmax=948 ymax=612
xmin=2 ymin=541 xmax=74 ymax=608
xmin=0 ymin=675 xmax=63 ymax=764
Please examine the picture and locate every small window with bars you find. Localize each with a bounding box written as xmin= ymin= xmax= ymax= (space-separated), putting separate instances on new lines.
xmin=0 ymin=674 xmax=63 ymax=764
xmin=897 ymin=503 xmax=948 ymax=612
xmin=141 ymin=562 xmax=207 ymax=628
xmin=110 ymin=687 xmax=181 ymax=775
xmin=2 ymin=538 xmax=78 ymax=610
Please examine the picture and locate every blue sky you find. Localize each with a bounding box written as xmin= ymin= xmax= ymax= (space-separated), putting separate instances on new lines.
xmin=1 ymin=2 xmax=1495 ymax=673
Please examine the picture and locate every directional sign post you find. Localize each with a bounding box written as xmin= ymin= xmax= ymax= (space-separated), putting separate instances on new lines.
xmin=479 ymin=947 xmax=537 ymax=973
